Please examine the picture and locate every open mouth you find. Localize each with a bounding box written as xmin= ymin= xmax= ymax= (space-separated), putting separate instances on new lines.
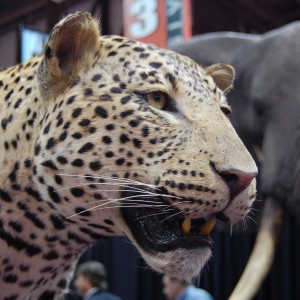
xmin=120 ymin=186 xmax=217 ymax=253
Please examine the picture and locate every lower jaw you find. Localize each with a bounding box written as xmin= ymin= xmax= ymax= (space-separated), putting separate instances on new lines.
xmin=121 ymin=205 xmax=214 ymax=253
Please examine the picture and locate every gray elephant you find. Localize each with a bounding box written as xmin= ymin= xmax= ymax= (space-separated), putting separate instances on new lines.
xmin=173 ymin=22 xmax=300 ymax=299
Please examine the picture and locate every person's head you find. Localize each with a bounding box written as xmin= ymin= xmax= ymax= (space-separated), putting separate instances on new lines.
xmin=162 ymin=275 xmax=189 ymax=300
xmin=75 ymin=261 xmax=108 ymax=296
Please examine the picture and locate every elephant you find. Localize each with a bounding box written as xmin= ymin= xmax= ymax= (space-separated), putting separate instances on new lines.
xmin=173 ymin=21 xmax=300 ymax=299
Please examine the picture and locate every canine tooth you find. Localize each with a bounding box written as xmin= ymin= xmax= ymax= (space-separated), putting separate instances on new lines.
xmin=182 ymin=218 xmax=191 ymax=234
xmin=200 ymin=217 xmax=217 ymax=234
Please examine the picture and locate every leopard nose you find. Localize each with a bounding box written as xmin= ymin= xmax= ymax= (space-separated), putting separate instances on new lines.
xmin=219 ymin=169 xmax=257 ymax=199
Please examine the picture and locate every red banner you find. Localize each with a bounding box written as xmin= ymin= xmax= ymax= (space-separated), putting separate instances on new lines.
xmin=123 ymin=0 xmax=191 ymax=48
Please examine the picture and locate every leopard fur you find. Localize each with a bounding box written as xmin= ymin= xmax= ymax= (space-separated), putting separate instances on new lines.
xmin=0 ymin=12 xmax=257 ymax=299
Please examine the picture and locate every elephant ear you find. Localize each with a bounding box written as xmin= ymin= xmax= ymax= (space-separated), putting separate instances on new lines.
xmin=205 ymin=63 xmax=235 ymax=94
xmin=37 ymin=12 xmax=101 ymax=100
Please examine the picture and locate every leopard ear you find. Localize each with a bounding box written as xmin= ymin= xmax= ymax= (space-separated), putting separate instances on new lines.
xmin=37 ymin=12 xmax=101 ymax=100
xmin=205 ymin=63 xmax=235 ymax=95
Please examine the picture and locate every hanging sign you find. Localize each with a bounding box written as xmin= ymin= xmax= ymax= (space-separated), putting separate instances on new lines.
xmin=123 ymin=0 xmax=191 ymax=48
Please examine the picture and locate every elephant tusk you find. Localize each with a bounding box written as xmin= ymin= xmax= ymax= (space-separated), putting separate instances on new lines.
xmin=228 ymin=197 xmax=284 ymax=300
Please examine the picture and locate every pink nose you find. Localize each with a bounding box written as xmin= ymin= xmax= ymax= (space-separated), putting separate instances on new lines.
xmin=219 ymin=169 xmax=257 ymax=198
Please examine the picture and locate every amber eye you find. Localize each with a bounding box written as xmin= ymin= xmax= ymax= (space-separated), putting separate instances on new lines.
xmin=144 ymin=92 xmax=168 ymax=110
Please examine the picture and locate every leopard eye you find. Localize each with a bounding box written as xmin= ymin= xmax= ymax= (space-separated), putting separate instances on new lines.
xmin=144 ymin=91 xmax=168 ymax=110
xmin=221 ymin=105 xmax=232 ymax=115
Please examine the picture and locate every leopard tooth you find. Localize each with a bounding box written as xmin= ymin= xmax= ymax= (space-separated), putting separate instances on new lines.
xmin=182 ymin=218 xmax=192 ymax=234
xmin=200 ymin=217 xmax=217 ymax=234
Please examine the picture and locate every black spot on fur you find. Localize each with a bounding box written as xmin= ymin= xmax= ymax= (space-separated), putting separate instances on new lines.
xmin=129 ymin=119 xmax=140 ymax=127
xmin=68 ymin=231 xmax=88 ymax=244
xmin=102 ymin=136 xmax=112 ymax=144
xmin=78 ymin=142 xmax=94 ymax=154
xmin=84 ymin=88 xmax=93 ymax=96
xmin=71 ymin=188 xmax=85 ymax=197
xmin=111 ymin=87 xmax=122 ymax=93
xmin=92 ymin=74 xmax=102 ymax=81
xmin=0 ymin=230 xmax=42 ymax=256
xmin=41 ymin=160 xmax=58 ymax=170
xmin=35 ymin=144 xmax=41 ymax=155
xmin=8 ymin=221 xmax=23 ymax=233
xmin=95 ymin=106 xmax=108 ymax=118
xmin=72 ymin=108 xmax=82 ymax=118
xmin=19 ymin=264 xmax=30 ymax=272
xmin=133 ymin=46 xmax=145 ymax=52
xmin=104 ymin=219 xmax=114 ymax=225
xmin=108 ymin=51 xmax=117 ymax=57
xmin=48 ymin=186 xmax=61 ymax=203
xmin=115 ymin=158 xmax=125 ymax=165
xmin=140 ymin=72 xmax=148 ymax=80
xmin=57 ymin=156 xmax=68 ymax=164
xmin=59 ymin=131 xmax=68 ymax=141
xmin=120 ymin=134 xmax=130 ymax=143
xmin=46 ymin=138 xmax=56 ymax=150
xmin=49 ymin=214 xmax=66 ymax=230
xmin=0 ymin=189 xmax=12 ymax=202
xmin=71 ymin=159 xmax=84 ymax=167
xmin=105 ymin=124 xmax=115 ymax=131
xmin=72 ymin=132 xmax=82 ymax=139
xmin=5 ymin=90 xmax=13 ymax=100
xmin=140 ymin=53 xmax=150 ymax=59
xmin=120 ymin=109 xmax=134 ymax=118
xmin=20 ymin=279 xmax=34 ymax=287
xmin=14 ymin=98 xmax=22 ymax=109
xmin=120 ymin=95 xmax=131 ymax=104
xmin=43 ymin=123 xmax=51 ymax=135
xmin=137 ymin=157 xmax=144 ymax=164
xmin=24 ymin=211 xmax=45 ymax=229
xmin=133 ymin=138 xmax=142 ymax=148
xmin=89 ymin=161 xmax=102 ymax=171
xmin=79 ymin=227 xmax=105 ymax=240
xmin=149 ymin=62 xmax=162 ymax=69
xmin=165 ymin=72 xmax=176 ymax=89
xmin=79 ymin=119 xmax=91 ymax=127
xmin=66 ymin=96 xmax=76 ymax=105
xmin=99 ymin=94 xmax=113 ymax=101
xmin=105 ymin=151 xmax=114 ymax=158
xmin=54 ymin=175 xmax=63 ymax=185
xmin=25 ymin=87 xmax=32 ymax=95
xmin=43 ymin=250 xmax=59 ymax=260
xmin=25 ymin=187 xmax=43 ymax=202
xmin=142 ymin=125 xmax=149 ymax=137
xmin=3 ymin=274 xmax=17 ymax=283
xmin=75 ymin=207 xmax=91 ymax=217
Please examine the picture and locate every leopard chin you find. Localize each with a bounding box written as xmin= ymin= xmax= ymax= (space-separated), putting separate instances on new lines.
xmin=141 ymin=248 xmax=211 ymax=281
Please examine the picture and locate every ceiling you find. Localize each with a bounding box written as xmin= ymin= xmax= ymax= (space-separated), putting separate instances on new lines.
xmin=0 ymin=0 xmax=92 ymax=35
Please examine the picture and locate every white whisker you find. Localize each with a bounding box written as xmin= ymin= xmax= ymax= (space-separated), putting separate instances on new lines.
xmin=57 ymin=173 xmax=159 ymax=189
xmin=245 ymin=215 xmax=258 ymax=226
xmin=56 ymin=182 xmax=182 ymax=201
xmin=159 ymin=210 xmax=183 ymax=224
xmin=66 ymin=204 xmax=169 ymax=219
xmin=134 ymin=208 xmax=176 ymax=221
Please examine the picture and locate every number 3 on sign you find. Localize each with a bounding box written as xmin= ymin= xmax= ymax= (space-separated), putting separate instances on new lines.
xmin=129 ymin=0 xmax=159 ymax=38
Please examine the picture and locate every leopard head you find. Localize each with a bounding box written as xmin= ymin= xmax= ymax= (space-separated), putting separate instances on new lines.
xmin=36 ymin=12 xmax=257 ymax=280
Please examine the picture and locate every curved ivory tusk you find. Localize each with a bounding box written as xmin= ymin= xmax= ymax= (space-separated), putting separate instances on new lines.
xmin=228 ymin=198 xmax=284 ymax=300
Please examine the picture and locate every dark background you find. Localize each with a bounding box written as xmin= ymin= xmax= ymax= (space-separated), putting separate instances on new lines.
xmin=1 ymin=1 xmax=300 ymax=299
xmin=72 ymin=216 xmax=300 ymax=300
